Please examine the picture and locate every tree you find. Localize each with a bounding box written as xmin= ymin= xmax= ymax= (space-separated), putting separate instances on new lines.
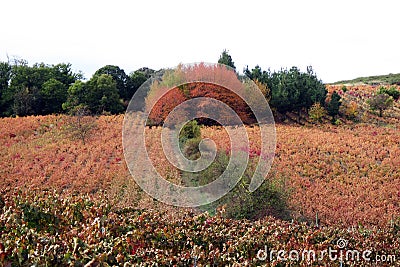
xmin=368 ymin=93 xmax=394 ymax=117
xmin=243 ymin=65 xmax=271 ymax=101
xmin=243 ymin=65 xmax=269 ymax=84
xmin=41 ymin=78 xmax=68 ymax=114
xmin=62 ymin=80 xmax=87 ymax=113
xmin=50 ymin=63 xmax=82 ymax=86
xmin=268 ymin=66 xmax=327 ymax=117
xmin=218 ymin=49 xmax=236 ymax=70
xmin=8 ymin=64 xmax=44 ymax=115
xmin=327 ymin=91 xmax=341 ymax=119
xmin=13 ymin=85 xmax=41 ymax=116
xmin=0 ymin=61 xmax=12 ymax=116
xmin=86 ymin=74 xmax=124 ymax=114
xmin=132 ymin=67 xmax=155 ymax=79
xmin=94 ymin=65 xmax=133 ymax=102
xmin=129 ymin=68 xmax=153 ymax=95
xmin=65 ymin=105 xmax=97 ymax=145
xmin=3 ymin=61 xmax=79 ymax=116
xmin=63 ymin=74 xmax=124 ymax=115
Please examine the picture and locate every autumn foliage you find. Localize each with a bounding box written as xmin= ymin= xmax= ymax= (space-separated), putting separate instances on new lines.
xmin=2 ymin=115 xmax=400 ymax=228
xmin=1 ymin=102 xmax=400 ymax=265
xmin=146 ymin=63 xmax=257 ymax=126
xmin=1 ymin=189 xmax=399 ymax=266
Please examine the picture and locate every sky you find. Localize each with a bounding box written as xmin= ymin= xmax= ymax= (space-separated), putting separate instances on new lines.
xmin=1 ymin=0 xmax=398 ymax=83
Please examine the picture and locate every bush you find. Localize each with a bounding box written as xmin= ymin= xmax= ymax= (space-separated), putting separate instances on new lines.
xmin=327 ymin=91 xmax=342 ymax=120
xmin=343 ymin=101 xmax=359 ymax=120
xmin=178 ymin=120 xmax=203 ymax=162
xmin=334 ymin=118 xmax=342 ymax=125
xmin=308 ymin=103 xmax=327 ymax=123
xmin=181 ymin=150 xmax=290 ymax=220
xmin=178 ymin=120 xmax=289 ymax=220
xmin=378 ymin=86 xmax=400 ymax=101
xmin=65 ymin=105 xmax=97 ymax=145
xmin=179 ymin=120 xmax=201 ymax=145
xmin=368 ymin=93 xmax=394 ymax=117
xmin=182 ymin=137 xmax=202 ymax=160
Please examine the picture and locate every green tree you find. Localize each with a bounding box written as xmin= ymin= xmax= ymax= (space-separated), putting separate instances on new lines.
xmin=327 ymin=91 xmax=342 ymax=120
xmin=368 ymin=93 xmax=394 ymax=117
xmin=0 ymin=61 xmax=12 ymax=116
xmin=243 ymin=65 xmax=271 ymax=101
xmin=86 ymin=74 xmax=124 ymax=114
xmin=218 ymin=49 xmax=236 ymax=70
xmin=62 ymin=80 xmax=87 ymax=113
xmin=4 ymin=61 xmax=79 ymax=116
xmin=129 ymin=67 xmax=154 ymax=96
xmin=41 ymin=78 xmax=68 ymax=114
xmin=244 ymin=65 xmax=269 ymax=84
xmin=94 ymin=65 xmax=133 ymax=102
xmin=13 ymin=85 xmax=41 ymax=116
xmin=9 ymin=64 xmax=44 ymax=116
xmin=50 ymin=63 xmax=82 ymax=86
xmin=269 ymin=66 xmax=327 ymax=118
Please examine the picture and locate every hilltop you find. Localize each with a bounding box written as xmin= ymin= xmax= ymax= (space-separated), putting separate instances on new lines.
xmin=331 ymin=72 xmax=400 ymax=85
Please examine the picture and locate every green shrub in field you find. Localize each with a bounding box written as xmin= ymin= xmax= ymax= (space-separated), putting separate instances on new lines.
xmin=368 ymin=93 xmax=394 ymax=117
xmin=327 ymin=91 xmax=342 ymax=121
xmin=179 ymin=120 xmax=201 ymax=144
xmin=182 ymin=137 xmax=202 ymax=160
xmin=179 ymin=120 xmax=290 ymax=220
xmin=308 ymin=103 xmax=327 ymax=123
xmin=378 ymin=86 xmax=400 ymax=101
xmin=179 ymin=120 xmax=202 ymax=160
xmin=182 ymin=150 xmax=290 ymax=220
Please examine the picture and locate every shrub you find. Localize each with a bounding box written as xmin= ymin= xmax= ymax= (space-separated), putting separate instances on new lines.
xmin=308 ymin=103 xmax=327 ymax=123
xmin=368 ymin=93 xmax=394 ymax=117
xmin=344 ymin=101 xmax=359 ymax=119
xmin=327 ymin=91 xmax=342 ymax=120
xmin=65 ymin=105 xmax=97 ymax=145
xmin=378 ymin=86 xmax=400 ymax=101
xmin=181 ymin=150 xmax=290 ymax=220
xmin=179 ymin=120 xmax=201 ymax=143
xmin=182 ymin=137 xmax=202 ymax=160
xmin=334 ymin=118 xmax=342 ymax=125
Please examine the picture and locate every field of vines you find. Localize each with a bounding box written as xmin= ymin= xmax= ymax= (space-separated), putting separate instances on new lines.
xmin=1 ymin=86 xmax=400 ymax=265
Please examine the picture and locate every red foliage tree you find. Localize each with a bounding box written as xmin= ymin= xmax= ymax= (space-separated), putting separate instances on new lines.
xmin=146 ymin=63 xmax=257 ymax=126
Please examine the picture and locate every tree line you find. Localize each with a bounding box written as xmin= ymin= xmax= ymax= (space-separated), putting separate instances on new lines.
xmin=0 ymin=59 xmax=154 ymax=117
xmin=0 ymin=51 xmax=333 ymax=119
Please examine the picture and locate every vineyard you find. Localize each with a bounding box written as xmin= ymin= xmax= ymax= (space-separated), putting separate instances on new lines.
xmin=1 ymin=85 xmax=400 ymax=266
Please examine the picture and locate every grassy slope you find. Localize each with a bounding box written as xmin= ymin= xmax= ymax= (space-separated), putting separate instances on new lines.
xmin=332 ymin=73 xmax=400 ymax=85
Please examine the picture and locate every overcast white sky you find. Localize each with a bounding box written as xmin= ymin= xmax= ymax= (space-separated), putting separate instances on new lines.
xmin=1 ymin=0 xmax=398 ymax=83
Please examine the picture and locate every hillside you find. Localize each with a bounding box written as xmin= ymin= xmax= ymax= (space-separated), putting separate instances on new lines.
xmin=1 ymin=82 xmax=400 ymax=265
xmin=1 ymin=114 xmax=400 ymax=266
xmin=332 ymin=73 xmax=400 ymax=85
xmin=2 ymin=115 xmax=399 ymax=226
